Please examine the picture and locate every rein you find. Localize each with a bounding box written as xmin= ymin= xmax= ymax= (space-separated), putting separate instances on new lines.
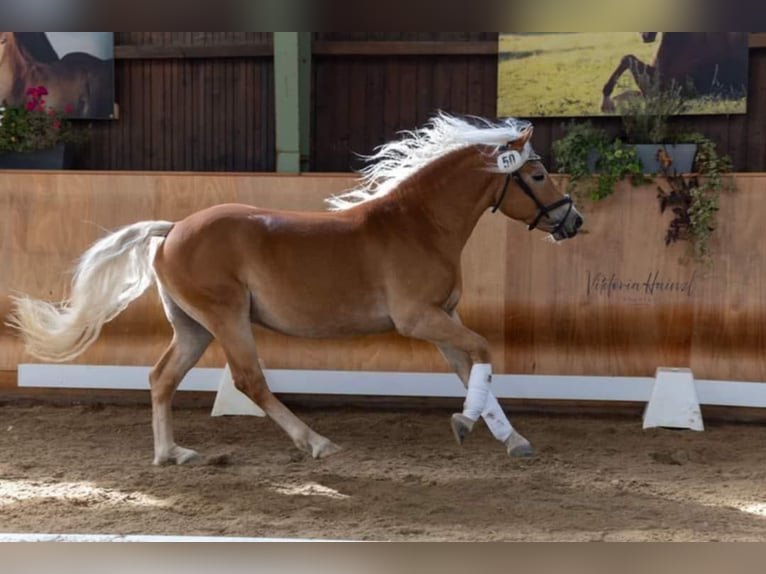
xmin=491 ymin=156 xmax=573 ymax=235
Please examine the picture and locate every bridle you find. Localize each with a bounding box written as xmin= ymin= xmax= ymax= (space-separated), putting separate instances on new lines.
xmin=491 ymin=149 xmax=573 ymax=235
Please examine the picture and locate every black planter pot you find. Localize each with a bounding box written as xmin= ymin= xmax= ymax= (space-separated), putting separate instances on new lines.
xmin=0 ymin=143 xmax=72 ymax=169
xmin=632 ymin=144 xmax=697 ymax=174
xmin=584 ymin=144 xmax=697 ymax=175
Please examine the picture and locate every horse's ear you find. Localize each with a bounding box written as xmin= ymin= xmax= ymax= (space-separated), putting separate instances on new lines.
xmin=509 ymin=126 xmax=534 ymax=150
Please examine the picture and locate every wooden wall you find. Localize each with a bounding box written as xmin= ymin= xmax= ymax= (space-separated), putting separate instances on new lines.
xmin=79 ymin=33 xmax=275 ymax=172
xmin=70 ymin=33 xmax=766 ymax=173
xmin=2 ymin=171 xmax=766 ymax=391
xmin=312 ymin=33 xmax=766 ymax=173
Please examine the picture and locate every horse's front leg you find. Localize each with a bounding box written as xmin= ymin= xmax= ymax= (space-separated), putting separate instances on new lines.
xmin=601 ymin=54 xmax=655 ymax=112
xmin=393 ymin=307 xmax=533 ymax=455
xmin=436 ymin=328 xmax=535 ymax=457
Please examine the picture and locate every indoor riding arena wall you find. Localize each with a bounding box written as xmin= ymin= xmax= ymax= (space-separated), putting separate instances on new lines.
xmin=0 ymin=171 xmax=764 ymax=394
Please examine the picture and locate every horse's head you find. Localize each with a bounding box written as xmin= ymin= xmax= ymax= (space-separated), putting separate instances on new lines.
xmin=491 ymin=126 xmax=583 ymax=241
xmin=640 ymin=32 xmax=658 ymax=43
xmin=0 ymin=32 xmax=17 ymax=64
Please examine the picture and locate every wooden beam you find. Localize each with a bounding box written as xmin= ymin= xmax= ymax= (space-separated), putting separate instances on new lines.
xmin=312 ymin=40 xmax=498 ymax=57
xmin=749 ymin=32 xmax=766 ymax=48
xmin=114 ymin=43 xmax=272 ymax=60
xmin=112 ymin=34 xmax=764 ymax=61
xmin=274 ymin=33 xmax=309 ymax=173
xmin=314 ymin=35 xmax=766 ymax=57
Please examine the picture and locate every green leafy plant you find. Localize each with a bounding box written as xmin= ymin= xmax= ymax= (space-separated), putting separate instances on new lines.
xmin=555 ymin=120 xmax=733 ymax=264
xmin=553 ymin=121 xmax=645 ymax=201
xmin=0 ymin=86 xmax=81 ymax=153
xmin=617 ymin=75 xmax=688 ymax=144
xmin=657 ymin=134 xmax=735 ymax=263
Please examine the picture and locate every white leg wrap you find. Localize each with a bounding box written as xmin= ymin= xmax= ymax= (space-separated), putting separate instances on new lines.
xmin=462 ymin=363 xmax=492 ymax=421
xmin=481 ymin=393 xmax=514 ymax=443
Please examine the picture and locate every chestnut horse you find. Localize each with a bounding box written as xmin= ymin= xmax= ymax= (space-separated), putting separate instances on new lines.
xmin=601 ymin=32 xmax=748 ymax=112
xmin=0 ymin=32 xmax=112 ymax=117
xmin=9 ymin=114 xmax=583 ymax=465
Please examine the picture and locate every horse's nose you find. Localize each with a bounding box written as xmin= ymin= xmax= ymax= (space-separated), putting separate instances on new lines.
xmin=574 ymin=214 xmax=584 ymax=229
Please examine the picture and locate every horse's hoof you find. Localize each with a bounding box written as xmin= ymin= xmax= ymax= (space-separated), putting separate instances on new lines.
xmin=450 ymin=413 xmax=475 ymax=446
xmin=504 ymin=434 xmax=536 ymax=458
xmin=174 ymin=446 xmax=203 ymax=465
xmin=153 ymin=446 xmax=201 ymax=466
xmin=312 ymin=438 xmax=342 ymax=459
xmin=600 ymin=97 xmax=615 ymax=114
xmin=509 ymin=443 xmax=537 ymax=458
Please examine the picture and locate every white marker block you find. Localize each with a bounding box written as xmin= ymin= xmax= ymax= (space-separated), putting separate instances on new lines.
xmin=643 ymin=367 xmax=703 ymax=431
xmin=211 ymin=364 xmax=265 ymax=417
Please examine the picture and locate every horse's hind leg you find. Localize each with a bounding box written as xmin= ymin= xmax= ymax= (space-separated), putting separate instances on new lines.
xmin=208 ymin=310 xmax=341 ymax=459
xmin=150 ymin=291 xmax=213 ymax=465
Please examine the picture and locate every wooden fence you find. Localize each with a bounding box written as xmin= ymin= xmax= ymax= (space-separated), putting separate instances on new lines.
xmin=2 ymin=171 xmax=766 ymax=392
xmin=81 ymin=33 xmax=275 ymax=172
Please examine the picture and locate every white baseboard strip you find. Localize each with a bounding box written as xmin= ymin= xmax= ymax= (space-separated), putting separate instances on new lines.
xmin=16 ymin=364 xmax=766 ymax=408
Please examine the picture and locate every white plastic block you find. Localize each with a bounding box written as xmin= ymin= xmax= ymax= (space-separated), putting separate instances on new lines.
xmin=643 ymin=367 xmax=703 ymax=431
xmin=211 ymin=364 xmax=265 ymax=417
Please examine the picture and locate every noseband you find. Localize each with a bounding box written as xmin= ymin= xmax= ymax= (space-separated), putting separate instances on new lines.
xmin=491 ymin=153 xmax=573 ymax=235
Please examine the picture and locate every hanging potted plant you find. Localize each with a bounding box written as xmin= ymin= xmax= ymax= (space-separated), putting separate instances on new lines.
xmin=657 ymin=134 xmax=735 ymax=263
xmin=552 ymin=121 xmax=645 ymax=201
xmin=0 ymin=85 xmax=81 ymax=169
xmin=617 ymin=75 xmax=697 ymax=174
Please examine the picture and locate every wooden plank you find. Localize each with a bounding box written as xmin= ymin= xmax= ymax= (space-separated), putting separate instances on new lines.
xmin=415 ymin=58 xmax=435 ymax=126
xmin=397 ymin=57 xmax=417 ymax=130
xmin=128 ymin=60 xmax=144 ymax=168
xmin=347 ymin=60 xmax=368 ymax=170
xmin=313 ymin=41 xmax=498 ymax=57
xmin=383 ymin=57 xmax=402 ymax=144
xmin=746 ymin=49 xmax=766 ymax=171
xmin=310 ymin=35 xmax=766 ymax=57
xmin=114 ymin=43 xmax=272 ymax=60
xmin=364 ymin=61 xmax=385 ymax=159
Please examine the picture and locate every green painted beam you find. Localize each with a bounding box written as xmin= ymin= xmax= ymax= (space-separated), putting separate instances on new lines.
xmin=298 ymin=32 xmax=311 ymax=172
xmin=274 ymin=32 xmax=310 ymax=173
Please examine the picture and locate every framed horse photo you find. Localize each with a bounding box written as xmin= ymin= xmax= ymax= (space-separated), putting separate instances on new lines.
xmin=498 ymin=33 xmax=749 ymax=117
xmin=0 ymin=32 xmax=115 ymax=119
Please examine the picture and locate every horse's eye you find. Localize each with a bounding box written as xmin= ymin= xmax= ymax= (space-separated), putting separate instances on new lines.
xmin=532 ymin=174 xmax=545 ymax=182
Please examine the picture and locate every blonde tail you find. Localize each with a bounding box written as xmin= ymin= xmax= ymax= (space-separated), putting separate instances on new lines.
xmin=7 ymin=220 xmax=174 ymax=362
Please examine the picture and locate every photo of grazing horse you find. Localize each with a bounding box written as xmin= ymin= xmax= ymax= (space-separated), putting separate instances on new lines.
xmin=601 ymin=32 xmax=748 ymax=113
xmin=0 ymin=32 xmax=114 ymax=118
xmin=8 ymin=113 xmax=583 ymax=465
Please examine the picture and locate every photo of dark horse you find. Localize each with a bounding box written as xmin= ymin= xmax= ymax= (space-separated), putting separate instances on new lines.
xmin=601 ymin=32 xmax=748 ymax=113
xmin=0 ymin=32 xmax=114 ymax=119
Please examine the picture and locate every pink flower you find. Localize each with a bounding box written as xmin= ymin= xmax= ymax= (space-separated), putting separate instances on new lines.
xmin=25 ymin=101 xmax=35 ymax=111
xmin=52 ymin=120 xmax=61 ymax=129
xmin=64 ymin=104 xmax=73 ymax=114
xmin=25 ymin=86 xmax=47 ymax=98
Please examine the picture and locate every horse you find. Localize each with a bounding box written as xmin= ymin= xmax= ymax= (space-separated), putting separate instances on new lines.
xmin=0 ymin=32 xmax=113 ymax=118
xmin=8 ymin=113 xmax=583 ymax=465
xmin=601 ymin=32 xmax=748 ymax=113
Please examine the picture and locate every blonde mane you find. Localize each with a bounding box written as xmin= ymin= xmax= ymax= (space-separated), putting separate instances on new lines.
xmin=326 ymin=112 xmax=534 ymax=211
